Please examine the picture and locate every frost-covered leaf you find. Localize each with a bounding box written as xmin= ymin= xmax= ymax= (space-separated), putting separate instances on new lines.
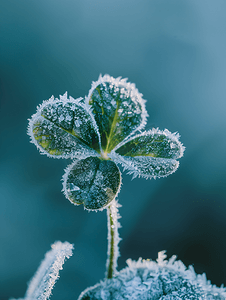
xmin=11 ymin=241 xmax=73 ymax=300
xmin=110 ymin=152 xmax=180 ymax=179
xmin=63 ymin=157 xmax=121 ymax=210
xmin=78 ymin=251 xmax=226 ymax=300
xmin=114 ymin=128 xmax=185 ymax=159
xmin=109 ymin=129 xmax=185 ymax=179
xmin=86 ymin=74 xmax=148 ymax=153
xmin=28 ymin=93 xmax=101 ymax=159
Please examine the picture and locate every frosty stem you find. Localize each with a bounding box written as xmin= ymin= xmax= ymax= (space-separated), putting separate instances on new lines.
xmin=106 ymin=200 xmax=121 ymax=279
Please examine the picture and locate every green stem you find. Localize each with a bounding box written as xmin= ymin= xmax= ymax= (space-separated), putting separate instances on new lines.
xmin=107 ymin=209 xmax=114 ymax=278
xmin=106 ymin=200 xmax=121 ymax=279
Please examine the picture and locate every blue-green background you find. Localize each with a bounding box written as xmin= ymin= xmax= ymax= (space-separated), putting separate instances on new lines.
xmin=1 ymin=0 xmax=226 ymax=299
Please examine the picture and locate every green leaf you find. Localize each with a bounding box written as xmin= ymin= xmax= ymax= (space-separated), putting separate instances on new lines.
xmin=115 ymin=129 xmax=185 ymax=159
xmin=109 ymin=152 xmax=180 ymax=179
xmin=63 ymin=157 xmax=121 ymax=210
xmin=28 ymin=93 xmax=101 ymax=159
xmin=109 ymin=129 xmax=185 ymax=179
xmin=86 ymin=74 xmax=148 ymax=154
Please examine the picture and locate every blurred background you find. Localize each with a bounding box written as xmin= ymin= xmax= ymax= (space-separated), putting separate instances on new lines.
xmin=1 ymin=0 xmax=226 ymax=299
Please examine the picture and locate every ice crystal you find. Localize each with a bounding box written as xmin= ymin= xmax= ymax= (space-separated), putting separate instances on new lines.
xmin=78 ymin=251 xmax=226 ymax=300
xmin=11 ymin=241 xmax=73 ymax=300
xmin=28 ymin=74 xmax=185 ymax=210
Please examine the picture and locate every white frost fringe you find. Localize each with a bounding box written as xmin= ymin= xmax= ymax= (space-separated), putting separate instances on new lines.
xmin=79 ymin=250 xmax=226 ymax=300
xmin=11 ymin=241 xmax=73 ymax=300
xmin=126 ymin=251 xmax=226 ymax=298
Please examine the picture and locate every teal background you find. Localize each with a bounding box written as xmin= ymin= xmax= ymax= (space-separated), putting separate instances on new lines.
xmin=1 ymin=0 xmax=226 ymax=299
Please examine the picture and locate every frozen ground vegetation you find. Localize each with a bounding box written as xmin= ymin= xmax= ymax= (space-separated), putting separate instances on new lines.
xmin=11 ymin=75 xmax=226 ymax=299
xmin=79 ymin=251 xmax=226 ymax=300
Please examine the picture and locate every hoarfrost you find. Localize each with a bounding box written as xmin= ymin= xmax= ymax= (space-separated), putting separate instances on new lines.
xmin=109 ymin=151 xmax=180 ymax=179
xmin=62 ymin=157 xmax=122 ymax=210
xmin=85 ymin=74 xmax=148 ymax=152
xmin=28 ymin=94 xmax=101 ymax=159
xmin=106 ymin=200 xmax=122 ymax=277
xmin=11 ymin=241 xmax=73 ymax=300
xmin=69 ymin=183 xmax=80 ymax=191
xmin=113 ymin=128 xmax=185 ymax=159
xmin=78 ymin=251 xmax=226 ymax=300
xmin=107 ymin=128 xmax=185 ymax=179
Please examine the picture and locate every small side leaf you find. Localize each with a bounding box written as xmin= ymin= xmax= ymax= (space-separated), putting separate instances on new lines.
xmin=86 ymin=74 xmax=148 ymax=153
xmin=28 ymin=93 xmax=101 ymax=159
xmin=63 ymin=157 xmax=121 ymax=210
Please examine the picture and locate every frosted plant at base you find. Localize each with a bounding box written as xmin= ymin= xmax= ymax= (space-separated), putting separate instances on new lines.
xmin=11 ymin=74 xmax=225 ymax=299
xmin=78 ymin=251 xmax=226 ymax=300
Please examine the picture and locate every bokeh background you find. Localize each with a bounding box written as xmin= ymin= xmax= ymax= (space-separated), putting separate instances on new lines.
xmin=1 ymin=0 xmax=226 ymax=299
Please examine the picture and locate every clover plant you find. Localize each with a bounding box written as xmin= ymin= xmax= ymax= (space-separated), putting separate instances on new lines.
xmin=12 ymin=75 xmax=226 ymax=299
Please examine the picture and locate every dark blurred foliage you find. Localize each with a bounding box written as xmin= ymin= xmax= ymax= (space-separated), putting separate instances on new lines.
xmin=0 ymin=0 xmax=226 ymax=299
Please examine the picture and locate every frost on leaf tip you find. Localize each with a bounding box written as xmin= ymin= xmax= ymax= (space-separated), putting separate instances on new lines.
xmin=27 ymin=94 xmax=101 ymax=159
xmin=85 ymin=74 xmax=148 ymax=153
xmin=78 ymin=251 xmax=226 ymax=300
xmin=62 ymin=156 xmax=122 ymax=211
xmin=11 ymin=241 xmax=73 ymax=300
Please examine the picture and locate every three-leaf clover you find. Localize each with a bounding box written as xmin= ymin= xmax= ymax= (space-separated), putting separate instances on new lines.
xmin=28 ymin=74 xmax=185 ymax=210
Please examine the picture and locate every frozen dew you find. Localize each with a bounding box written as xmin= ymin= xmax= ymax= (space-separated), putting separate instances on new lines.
xmin=69 ymin=183 xmax=80 ymax=191
xmin=74 ymin=119 xmax=82 ymax=127
xmin=65 ymin=114 xmax=72 ymax=122
xmin=58 ymin=115 xmax=64 ymax=122
xmin=111 ymin=99 xmax=116 ymax=107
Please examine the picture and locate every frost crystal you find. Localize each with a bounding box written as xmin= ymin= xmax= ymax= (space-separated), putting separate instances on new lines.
xmin=78 ymin=251 xmax=226 ymax=300
xmin=11 ymin=241 xmax=73 ymax=300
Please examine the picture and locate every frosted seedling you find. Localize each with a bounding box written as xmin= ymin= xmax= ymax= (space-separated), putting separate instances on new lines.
xmin=13 ymin=74 xmax=225 ymax=299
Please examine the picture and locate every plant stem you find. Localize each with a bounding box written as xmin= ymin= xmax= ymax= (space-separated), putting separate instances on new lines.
xmin=106 ymin=199 xmax=121 ymax=279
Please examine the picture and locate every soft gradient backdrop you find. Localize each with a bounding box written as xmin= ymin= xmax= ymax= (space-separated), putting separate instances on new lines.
xmin=1 ymin=0 xmax=226 ymax=299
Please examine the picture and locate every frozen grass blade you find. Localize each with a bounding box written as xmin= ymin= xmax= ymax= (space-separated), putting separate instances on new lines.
xmin=12 ymin=241 xmax=73 ymax=300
